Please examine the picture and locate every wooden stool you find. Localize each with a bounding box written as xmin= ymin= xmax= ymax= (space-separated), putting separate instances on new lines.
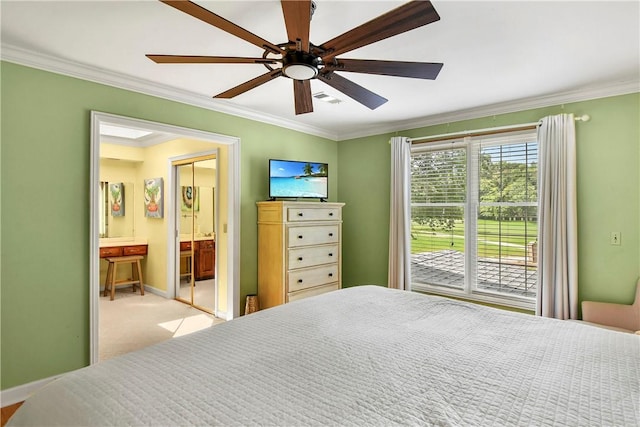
xmin=104 ymin=255 xmax=144 ymax=301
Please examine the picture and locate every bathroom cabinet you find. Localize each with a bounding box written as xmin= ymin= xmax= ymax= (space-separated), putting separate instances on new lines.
xmin=180 ymin=239 xmax=215 ymax=281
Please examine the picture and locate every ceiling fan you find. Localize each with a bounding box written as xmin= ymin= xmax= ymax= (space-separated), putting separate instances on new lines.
xmin=147 ymin=0 xmax=443 ymax=115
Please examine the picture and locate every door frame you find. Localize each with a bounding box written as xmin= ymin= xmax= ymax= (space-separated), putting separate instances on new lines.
xmin=90 ymin=111 xmax=241 ymax=365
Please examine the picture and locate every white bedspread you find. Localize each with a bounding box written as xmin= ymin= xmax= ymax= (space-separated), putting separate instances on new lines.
xmin=9 ymin=286 xmax=640 ymax=426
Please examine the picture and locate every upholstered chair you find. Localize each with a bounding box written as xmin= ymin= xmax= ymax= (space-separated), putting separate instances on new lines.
xmin=581 ymin=278 xmax=640 ymax=334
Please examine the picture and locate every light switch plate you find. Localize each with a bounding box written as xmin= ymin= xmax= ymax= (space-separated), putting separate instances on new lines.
xmin=610 ymin=232 xmax=621 ymax=246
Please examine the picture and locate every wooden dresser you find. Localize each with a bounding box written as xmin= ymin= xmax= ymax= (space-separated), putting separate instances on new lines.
xmin=257 ymin=201 xmax=344 ymax=309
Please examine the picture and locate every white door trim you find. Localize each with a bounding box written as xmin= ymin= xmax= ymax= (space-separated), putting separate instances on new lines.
xmin=90 ymin=111 xmax=241 ymax=365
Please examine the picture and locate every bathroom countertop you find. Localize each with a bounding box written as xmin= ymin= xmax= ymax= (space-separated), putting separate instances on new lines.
xmin=180 ymin=235 xmax=215 ymax=242
xmin=99 ymin=238 xmax=148 ymax=247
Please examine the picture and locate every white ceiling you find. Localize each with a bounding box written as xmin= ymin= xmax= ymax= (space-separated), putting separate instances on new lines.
xmin=2 ymin=1 xmax=639 ymax=140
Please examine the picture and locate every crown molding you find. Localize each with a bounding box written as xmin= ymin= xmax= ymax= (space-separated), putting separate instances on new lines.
xmin=0 ymin=44 xmax=339 ymax=141
xmin=2 ymin=44 xmax=637 ymax=142
xmin=338 ymin=79 xmax=640 ymax=140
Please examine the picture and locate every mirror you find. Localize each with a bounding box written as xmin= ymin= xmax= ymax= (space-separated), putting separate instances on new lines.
xmin=176 ymin=160 xmax=216 ymax=313
xmin=99 ymin=181 xmax=134 ymax=238
xmin=99 ymin=155 xmax=140 ymax=239
xmin=197 ymin=186 xmax=215 ymax=237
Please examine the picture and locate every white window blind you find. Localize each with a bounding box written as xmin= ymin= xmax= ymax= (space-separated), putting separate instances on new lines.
xmin=411 ymin=130 xmax=538 ymax=308
xmin=476 ymin=135 xmax=538 ymax=299
xmin=411 ymin=147 xmax=466 ymax=289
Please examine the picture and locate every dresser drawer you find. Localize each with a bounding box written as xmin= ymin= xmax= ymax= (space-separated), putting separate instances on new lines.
xmin=100 ymin=246 xmax=123 ymax=258
xmin=180 ymin=241 xmax=192 ymax=251
xmin=123 ymin=245 xmax=147 ymax=256
xmin=288 ymin=244 xmax=339 ymax=270
xmin=288 ymin=207 xmax=341 ymax=222
xmin=288 ymin=264 xmax=338 ymax=292
xmin=288 ymin=283 xmax=340 ymax=302
xmin=198 ymin=239 xmax=215 ymax=250
xmin=287 ymin=225 xmax=339 ymax=248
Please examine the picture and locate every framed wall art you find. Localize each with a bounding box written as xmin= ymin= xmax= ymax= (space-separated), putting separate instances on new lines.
xmin=144 ymin=177 xmax=164 ymax=218
xmin=109 ymin=182 xmax=125 ymax=217
xmin=181 ymin=186 xmax=200 ymax=212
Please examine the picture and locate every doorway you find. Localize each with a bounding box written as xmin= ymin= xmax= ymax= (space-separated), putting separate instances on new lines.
xmin=174 ymin=156 xmax=217 ymax=313
xmin=90 ymin=111 xmax=241 ymax=365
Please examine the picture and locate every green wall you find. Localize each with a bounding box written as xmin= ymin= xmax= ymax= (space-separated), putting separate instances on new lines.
xmin=338 ymin=132 xmax=392 ymax=287
xmin=0 ymin=62 xmax=337 ymax=389
xmin=2 ymin=60 xmax=638 ymax=392
xmin=339 ymin=93 xmax=640 ymax=308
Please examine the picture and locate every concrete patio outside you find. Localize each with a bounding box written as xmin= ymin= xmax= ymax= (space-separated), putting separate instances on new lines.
xmin=412 ymin=250 xmax=537 ymax=298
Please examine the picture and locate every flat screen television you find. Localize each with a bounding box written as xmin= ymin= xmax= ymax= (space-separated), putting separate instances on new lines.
xmin=269 ymin=159 xmax=328 ymax=200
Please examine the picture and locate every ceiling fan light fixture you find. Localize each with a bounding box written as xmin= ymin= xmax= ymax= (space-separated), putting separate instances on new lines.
xmin=282 ymin=50 xmax=319 ymax=80
xmin=150 ymin=0 xmax=443 ymax=113
xmin=283 ymin=63 xmax=318 ymax=80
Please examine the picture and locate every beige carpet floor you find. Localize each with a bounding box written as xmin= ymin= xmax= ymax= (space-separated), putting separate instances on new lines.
xmin=99 ymin=288 xmax=225 ymax=361
xmin=177 ymin=278 xmax=216 ymax=312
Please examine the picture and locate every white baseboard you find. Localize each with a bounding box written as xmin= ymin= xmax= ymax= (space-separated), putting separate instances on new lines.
xmin=143 ymin=284 xmax=168 ymax=298
xmin=1 ymin=373 xmax=65 ymax=406
xmin=99 ymin=284 xmax=166 ymax=296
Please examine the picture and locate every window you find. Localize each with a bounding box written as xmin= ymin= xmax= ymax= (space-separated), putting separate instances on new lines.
xmin=410 ymin=130 xmax=538 ymax=308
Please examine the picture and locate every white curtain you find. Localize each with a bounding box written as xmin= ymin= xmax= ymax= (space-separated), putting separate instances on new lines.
xmin=388 ymin=136 xmax=412 ymax=290
xmin=536 ymin=114 xmax=578 ymax=319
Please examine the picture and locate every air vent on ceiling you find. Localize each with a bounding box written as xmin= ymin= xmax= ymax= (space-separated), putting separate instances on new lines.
xmin=313 ymin=92 xmax=342 ymax=104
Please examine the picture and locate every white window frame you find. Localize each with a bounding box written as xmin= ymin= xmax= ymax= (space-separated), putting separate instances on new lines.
xmin=410 ymin=130 xmax=538 ymax=310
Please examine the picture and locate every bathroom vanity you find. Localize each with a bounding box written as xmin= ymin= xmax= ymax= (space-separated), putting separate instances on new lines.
xmin=180 ymin=237 xmax=215 ymax=280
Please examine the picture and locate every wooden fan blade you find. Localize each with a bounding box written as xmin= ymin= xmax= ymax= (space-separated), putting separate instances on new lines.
xmin=281 ymin=0 xmax=311 ymax=52
xmin=318 ymin=72 xmax=387 ymax=110
xmin=146 ymin=55 xmax=279 ymax=64
xmin=160 ymin=0 xmax=283 ymax=54
xmin=293 ymin=79 xmax=313 ymax=115
xmin=318 ymin=1 xmax=440 ymax=61
xmin=324 ymin=59 xmax=443 ymax=80
xmin=214 ymin=69 xmax=282 ymax=99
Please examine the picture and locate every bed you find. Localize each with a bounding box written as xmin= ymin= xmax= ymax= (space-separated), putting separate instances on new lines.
xmin=8 ymin=286 xmax=640 ymax=426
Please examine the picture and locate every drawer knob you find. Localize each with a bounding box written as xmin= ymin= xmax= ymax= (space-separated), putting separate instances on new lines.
xmin=298 ymin=279 xmax=303 ymax=283
xmin=298 ymin=257 xmax=303 ymax=261
xmin=298 ymin=235 xmax=303 ymax=239
xmin=298 ymin=212 xmax=303 ymax=217
xmin=329 ymin=233 xmax=333 ymax=237
xmin=329 ymin=212 xmax=334 ymax=216
xmin=328 ymin=253 xmax=333 ymax=257
xmin=328 ymin=273 xmax=333 ymax=277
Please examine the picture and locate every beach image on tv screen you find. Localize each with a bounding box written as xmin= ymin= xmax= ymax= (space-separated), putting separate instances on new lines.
xmin=270 ymin=160 xmax=328 ymax=198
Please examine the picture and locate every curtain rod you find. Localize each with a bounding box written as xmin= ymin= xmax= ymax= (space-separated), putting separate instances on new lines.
xmin=409 ymin=114 xmax=590 ymax=144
